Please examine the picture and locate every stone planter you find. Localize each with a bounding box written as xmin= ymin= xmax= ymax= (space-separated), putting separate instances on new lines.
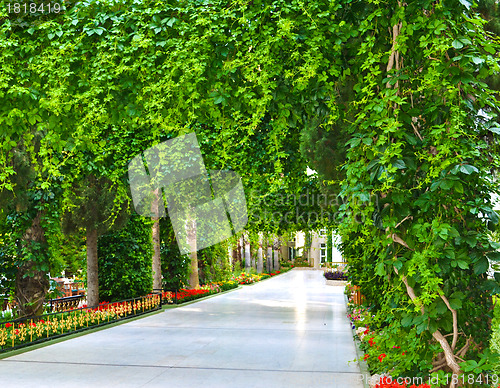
xmin=326 ymin=279 xmax=347 ymax=286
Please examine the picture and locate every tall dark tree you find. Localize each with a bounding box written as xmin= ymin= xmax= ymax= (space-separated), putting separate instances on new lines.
xmin=62 ymin=174 xmax=129 ymax=307
xmin=0 ymin=135 xmax=58 ymax=318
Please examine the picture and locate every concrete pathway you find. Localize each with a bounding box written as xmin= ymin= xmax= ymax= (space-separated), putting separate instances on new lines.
xmin=0 ymin=269 xmax=363 ymax=388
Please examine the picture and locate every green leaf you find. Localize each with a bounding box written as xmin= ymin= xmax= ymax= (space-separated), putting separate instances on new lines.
xmin=471 ymin=57 xmax=484 ymax=65
xmin=375 ymin=261 xmax=386 ymax=276
xmin=214 ymin=95 xmax=225 ymax=105
xmin=449 ymin=298 xmax=462 ymax=309
xmin=450 ymin=291 xmax=464 ymax=300
xmin=474 ymin=257 xmax=490 ymax=274
xmin=459 ymin=164 xmax=478 ymax=174
xmin=459 ymin=0 xmax=471 ymax=9
xmin=346 ymin=138 xmax=361 ymax=148
xmin=487 ymin=251 xmax=500 ymax=261
xmin=392 ymin=159 xmax=406 ymax=169
xmin=401 ymin=315 xmax=413 ymax=327
xmin=452 ymin=40 xmax=464 ymax=49
xmin=464 ymin=236 xmax=477 ymax=248
xmin=457 ymin=260 xmax=468 ymax=269
xmin=440 ymin=180 xmax=454 ymax=190
xmin=436 ymin=300 xmax=448 ymax=315
xmin=166 ymin=17 xmax=177 ymax=27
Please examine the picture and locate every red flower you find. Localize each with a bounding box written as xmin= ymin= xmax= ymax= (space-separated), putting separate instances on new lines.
xmin=368 ymin=337 xmax=375 ymax=346
xmin=378 ymin=353 xmax=386 ymax=362
xmin=30 ymin=322 xmax=36 ymax=327
xmin=402 ymin=351 xmax=406 ymax=356
xmin=363 ymin=354 xmax=369 ymax=361
xmin=5 ymin=323 xmax=12 ymax=328
xmin=364 ymin=327 xmax=370 ymax=335
xmin=39 ymin=319 xmax=45 ymax=324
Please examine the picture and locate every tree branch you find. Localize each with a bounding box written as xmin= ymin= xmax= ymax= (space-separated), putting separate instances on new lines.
xmin=394 ymin=266 xmax=462 ymax=380
xmin=439 ymin=292 xmax=459 ymax=352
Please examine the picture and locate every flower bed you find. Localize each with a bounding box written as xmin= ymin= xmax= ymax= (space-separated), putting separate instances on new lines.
xmin=231 ymin=272 xmax=263 ymax=284
xmin=324 ymin=271 xmax=348 ymax=281
xmin=162 ymin=280 xmax=239 ymax=304
xmin=230 ymin=266 xmax=293 ymax=285
xmin=0 ymin=294 xmax=161 ymax=353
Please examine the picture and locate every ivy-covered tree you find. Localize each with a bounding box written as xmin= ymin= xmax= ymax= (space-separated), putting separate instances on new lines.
xmin=0 ymin=133 xmax=61 ymax=317
xmin=330 ymin=0 xmax=500 ymax=380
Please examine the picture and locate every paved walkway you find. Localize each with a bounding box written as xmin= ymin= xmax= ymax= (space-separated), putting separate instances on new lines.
xmin=0 ymin=269 xmax=363 ymax=388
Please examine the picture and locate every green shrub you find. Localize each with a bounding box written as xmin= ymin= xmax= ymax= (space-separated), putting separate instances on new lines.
xmin=198 ymin=242 xmax=232 ymax=284
xmin=98 ymin=214 xmax=153 ymax=302
xmin=219 ymin=280 xmax=238 ymax=291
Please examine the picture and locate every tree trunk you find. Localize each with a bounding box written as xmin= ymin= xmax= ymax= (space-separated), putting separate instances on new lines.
xmin=86 ymin=227 xmax=99 ymax=307
xmin=267 ymin=236 xmax=273 ymax=273
xmin=238 ymin=235 xmax=247 ymax=269
xmin=257 ymin=234 xmax=263 ymax=273
xmin=244 ymin=235 xmax=251 ymax=271
xmin=228 ymin=245 xmax=233 ymax=269
xmin=187 ymin=215 xmax=199 ymax=289
xmin=257 ymin=247 xmax=263 ymax=273
xmin=273 ymin=236 xmax=280 ymax=271
xmin=151 ymin=188 xmax=162 ymax=291
xmin=250 ymin=243 xmax=255 ymax=270
xmin=15 ymin=211 xmax=49 ymax=318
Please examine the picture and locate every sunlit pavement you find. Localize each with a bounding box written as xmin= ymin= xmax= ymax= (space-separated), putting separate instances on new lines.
xmin=0 ymin=269 xmax=363 ymax=388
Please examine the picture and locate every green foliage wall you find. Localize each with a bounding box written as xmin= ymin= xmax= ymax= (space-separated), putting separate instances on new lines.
xmin=97 ymin=214 xmax=153 ymax=302
xmin=159 ymin=217 xmax=189 ymax=290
